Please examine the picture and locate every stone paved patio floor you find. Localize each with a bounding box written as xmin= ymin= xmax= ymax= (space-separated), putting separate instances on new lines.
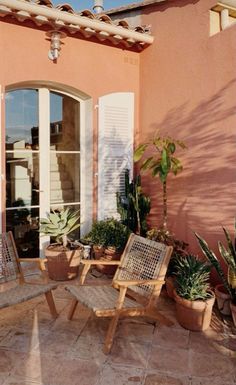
xmin=0 ymin=268 xmax=235 ymax=385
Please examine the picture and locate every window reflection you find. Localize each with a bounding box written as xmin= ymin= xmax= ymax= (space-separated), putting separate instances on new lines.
xmin=50 ymin=92 xmax=80 ymax=151
xmin=5 ymin=89 xmax=39 ymax=150
xmin=6 ymin=152 xmax=39 ymax=208
xmin=50 ymin=153 xmax=80 ymax=205
xmin=6 ymin=208 xmax=39 ymax=258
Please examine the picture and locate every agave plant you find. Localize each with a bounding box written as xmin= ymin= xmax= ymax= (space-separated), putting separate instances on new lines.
xmin=40 ymin=208 xmax=80 ymax=248
xmin=175 ymin=254 xmax=211 ymax=301
xmin=195 ymin=226 xmax=236 ymax=304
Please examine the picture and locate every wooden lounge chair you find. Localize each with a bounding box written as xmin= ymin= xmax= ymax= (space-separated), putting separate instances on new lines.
xmin=0 ymin=231 xmax=58 ymax=318
xmin=66 ymin=233 xmax=173 ymax=354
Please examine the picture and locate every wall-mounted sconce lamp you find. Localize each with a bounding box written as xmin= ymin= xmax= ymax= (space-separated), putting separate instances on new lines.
xmin=46 ymin=30 xmax=66 ymax=61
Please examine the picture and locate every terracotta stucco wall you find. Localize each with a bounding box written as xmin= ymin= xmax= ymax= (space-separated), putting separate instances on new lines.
xmin=139 ymin=0 xmax=236 ymax=255
xmin=0 ymin=17 xmax=140 ymax=220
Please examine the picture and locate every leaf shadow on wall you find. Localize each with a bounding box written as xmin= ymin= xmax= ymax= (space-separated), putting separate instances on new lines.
xmin=140 ymin=78 xmax=236 ymax=251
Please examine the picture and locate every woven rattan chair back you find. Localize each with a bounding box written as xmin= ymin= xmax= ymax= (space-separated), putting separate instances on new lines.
xmin=113 ymin=234 xmax=170 ymax=298
xmin=0 ymin=232 xmax=24 ymax=284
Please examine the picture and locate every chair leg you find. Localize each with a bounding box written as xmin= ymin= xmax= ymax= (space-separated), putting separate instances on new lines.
xmin=68 ymin=299 xmax=79 ymax=320
xmin=103 ymin=314 xmax=120 ymax=355
xmin=44 ymin=291 xmax=58 ymax=319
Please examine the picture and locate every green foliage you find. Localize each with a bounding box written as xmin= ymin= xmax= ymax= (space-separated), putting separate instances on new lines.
xmin=147 ymin=227 xmax=188 ymax=276
xmin=83 ymin=218 xmax=130 ymax=251
xmin=116 ymin=170 xmax=151 ymax=236
xmin=40 ymin=208 xmax=80 ymax=247
xmin=134 ymin=136 xmax=186 ymax=183
xmin=134 ymin=136 xmax=186 ymax=230
xmin=195 ymin=230 xmax=236 ymax=303
xmin=175 ymin=254 xmax=212 ymax=301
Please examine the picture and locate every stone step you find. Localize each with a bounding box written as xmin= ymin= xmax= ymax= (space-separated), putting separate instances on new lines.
xmin=50 ymin=189 xmax=74 ymax=202
xmin=50 ymin=171 xmax=68 ymax=181
xmin=50 ymin=179 xmax=73 ymax=190
xmin=50 ymin=163 xmax=66 ymax=172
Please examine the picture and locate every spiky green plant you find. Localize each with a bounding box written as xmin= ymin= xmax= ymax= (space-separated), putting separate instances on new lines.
xmin=195 ymin=229 xmax=236 ymax=304
xmin=40 ymin=208 xmax=80 ymax=248
xmin=175 ymin=254 xmax=212 ymax=301
xmin=116 ymin=170 xmax=151 ymax=236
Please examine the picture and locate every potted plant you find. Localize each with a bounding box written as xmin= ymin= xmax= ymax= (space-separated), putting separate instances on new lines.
xmin=40 ymin=208 xmax=81 ymax=281
xmin=83 ymin=218 xmax=130 ymax=275
xmin=195 ymin=227 xmax=236 ymax=326
xmin=116 ymin=169 xmax=151 ymax=236
xmin=147 ymin=227 xmax=188 ymax=299
xmin=173 ymin=254 xmax=215 ymax=331
xmin=134 ymin=135 xmax=186 ymax=231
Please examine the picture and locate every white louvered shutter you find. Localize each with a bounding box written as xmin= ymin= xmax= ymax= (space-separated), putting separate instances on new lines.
xmin=97 ymin=92 xmax=134 ymax=220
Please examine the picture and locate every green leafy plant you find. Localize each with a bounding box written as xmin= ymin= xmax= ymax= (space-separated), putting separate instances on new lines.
xmin=116 ymin=170 xmax=151 ymax=236
xmin=39 ymin=208 xmax=80 ymax=248
xmin=134 ymin=136 xmax=186 ymax=230
xmin=175 ymin=254 xmax=212 ymax=301
xmin=195 ymin=228 xmax=236 ymax=304
xmin=147 ymin=227 xmax=188 ymax=276
xmin=83 ymin=218 xmax=130 ymax=251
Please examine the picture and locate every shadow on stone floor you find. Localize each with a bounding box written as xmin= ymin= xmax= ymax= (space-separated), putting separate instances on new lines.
xmin=0 ymin=272 xmax=235 ymax=385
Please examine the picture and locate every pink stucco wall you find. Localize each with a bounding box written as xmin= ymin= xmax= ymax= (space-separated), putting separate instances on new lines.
xmin=139 ymin=0 xmax=236 ymax=257
xmin=0 ymin=17 xmax=140 ymax=220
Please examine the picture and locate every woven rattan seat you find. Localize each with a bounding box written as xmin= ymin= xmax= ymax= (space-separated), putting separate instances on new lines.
xmin=66 ymin=285 xmax=142 ymax=312
xmin=0 ymin=282 xmax=58 ymax=309
xmin=66 ymin=234 xmax=173 ymax=354
xmin=0 ymin=232 xmax=58 ymax=318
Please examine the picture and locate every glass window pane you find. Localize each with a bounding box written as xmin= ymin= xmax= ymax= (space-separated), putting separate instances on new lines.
xmin=6 ymin=152 xmax=39 ymax=208
xmin=6 ymin=208 xmax=39 ymax=258
xmin=6 ymin=89 xmax=39 ymax=150
xmin=50 ymin=153 xmax=80 ymax=205
xmin=50 ymin=92 xmax=80 ymax=151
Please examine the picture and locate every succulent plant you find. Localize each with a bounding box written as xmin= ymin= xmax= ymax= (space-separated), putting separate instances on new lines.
xmin=40 ymin=208 xmax=80 ymax=248
xmin=195 ymin=228 xmax=236 ymax=304
xmin=175 ymin=254 xmax=212 ymax=301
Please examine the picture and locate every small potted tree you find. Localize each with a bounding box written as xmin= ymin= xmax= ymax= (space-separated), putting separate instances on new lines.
xmin=173 ymin=254 xmax=215 ymax=331
xmin=83 ymin=218 xmax=130 ymax=275
xmin=40 ymin=208 xmax=81 ymax=281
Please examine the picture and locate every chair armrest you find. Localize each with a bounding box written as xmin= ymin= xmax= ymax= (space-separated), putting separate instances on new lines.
xmin=79 ymin=259 xmax=121 ymax=284
xmin=113 ymin=279 xmax=165 ymax=288
xmin=19 ymin=258 xmax=47 ymax=271
xmin=81 ymin=260 xmax=121 ymax=266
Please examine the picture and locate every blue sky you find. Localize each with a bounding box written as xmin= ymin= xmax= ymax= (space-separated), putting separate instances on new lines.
xmin=53 ymin=0 xmax=141 ymax=11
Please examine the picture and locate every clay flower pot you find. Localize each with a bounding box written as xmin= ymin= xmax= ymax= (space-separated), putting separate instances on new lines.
xmin=94 ymin=245 xmax=122 ymax=276
xmin=230 ymin=301 xmax=236 ymax=327
xmin=215 ymin=284 xmax=231 ymax=316
xmin=174 ymin=289 xmax=215 ymax=331
xmin=165 ymin=276 xmax=176 ymax=299
xmin=45 ymin=244 xmax=81 ymax=281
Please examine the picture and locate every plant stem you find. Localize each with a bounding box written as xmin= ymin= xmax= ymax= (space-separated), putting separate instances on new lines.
xmin=62 ymin=235 xmax=68 ymax=248
xmin=163 ymin=180 xmax=167 ymax=230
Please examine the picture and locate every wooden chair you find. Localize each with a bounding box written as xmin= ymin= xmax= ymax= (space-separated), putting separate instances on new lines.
xmin=66 ymin=233 xmax=173 ymax=354
xmin=0 ymin=231 xmax=58 ymax=318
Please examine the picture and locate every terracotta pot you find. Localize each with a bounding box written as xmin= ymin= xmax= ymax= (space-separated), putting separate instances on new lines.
xmin=230 ymin=301 xmax=236 ymax=327
xmin=93 ymin=245 xmax=105 ymax=259
xmin=93 ymin=245 xmax=122 ymax=276
xmin=45 ymin=244 xmax=81 ymax=281
xmin=165 ymin=276 xmax=176 ymax=299
xmin=174 ymin=289 xmax=215 ymax=331
xmin=215 ymin=284 xmax=231 ymax=316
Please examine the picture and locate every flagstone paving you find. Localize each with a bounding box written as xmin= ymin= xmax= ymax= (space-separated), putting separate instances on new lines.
xmin=0 ymin=269 xmax=235 ymax=385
